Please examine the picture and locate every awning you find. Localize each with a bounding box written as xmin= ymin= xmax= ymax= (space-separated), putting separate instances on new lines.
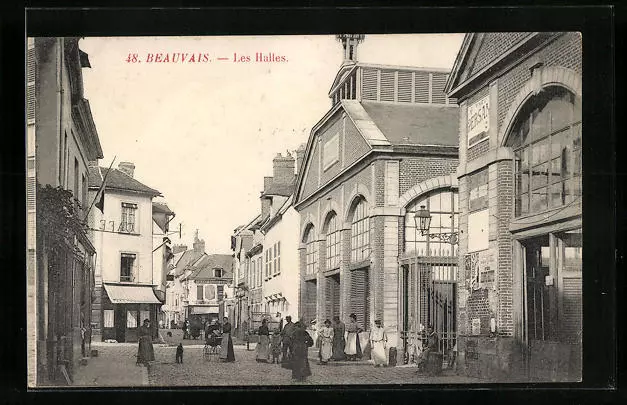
xmin=104 ymin=284 xmax=161 ymax=304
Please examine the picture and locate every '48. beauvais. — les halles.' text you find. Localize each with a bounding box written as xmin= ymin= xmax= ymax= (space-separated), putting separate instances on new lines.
xmin=125 ymin=52 xmax=287 ymax=63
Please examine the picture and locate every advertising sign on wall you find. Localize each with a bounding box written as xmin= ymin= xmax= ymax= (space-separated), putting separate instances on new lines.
xmin=467 ymin=95 xmax=490 ymax=147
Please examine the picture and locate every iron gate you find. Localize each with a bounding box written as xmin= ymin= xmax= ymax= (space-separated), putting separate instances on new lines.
xmin=400 ymin=256 xmax=457 ymax=366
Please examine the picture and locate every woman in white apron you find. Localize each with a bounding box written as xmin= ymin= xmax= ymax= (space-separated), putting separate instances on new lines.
xmin=369 ymin=320 xmax=388 ymax=367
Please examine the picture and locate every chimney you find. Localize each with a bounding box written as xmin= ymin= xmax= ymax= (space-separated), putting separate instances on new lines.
xmin=263 ymin=177 xmax=273 ymax=192
xmin=193 ymin=230 xmax=205 ymax=254
xmin=118 ymin=161 xmax=135 ymax=178
xmin=88 ymin=160 xmax=99 ymax=168
xmin=172 ymin=244 xmax=188 ymax=254
xmin=272 ymin=152 xmax=295 ymax=186
xmin=295 ymin=144 xmax=306 ymax=175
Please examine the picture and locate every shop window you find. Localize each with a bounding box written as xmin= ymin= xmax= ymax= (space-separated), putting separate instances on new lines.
xmin=304 ymin=225 xmax=317 ymax=276
xmin=103 ymin=310 xmax=114 ymax=328
xmin=127 ymin=310 xmax=138 ymax=328
xmin=325 ymin=212 xmax=341 ymax=270
xmin=405 ymin=189 xmax=459 ymax=257
xmin=351 ymin=198 xmax=370 ymax=262
xmin=508 ymin=86 xmax=582 ymax=217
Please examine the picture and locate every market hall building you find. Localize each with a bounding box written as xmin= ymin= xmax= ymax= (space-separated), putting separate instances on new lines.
xmin=445 ymin=32 xmax=582 ymax=381
xmin=293 ymin=35 xmax=460 ymax=362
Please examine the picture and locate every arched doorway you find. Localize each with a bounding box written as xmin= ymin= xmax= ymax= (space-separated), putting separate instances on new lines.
xmin=400 ymin=188 xmax=459 ymax=366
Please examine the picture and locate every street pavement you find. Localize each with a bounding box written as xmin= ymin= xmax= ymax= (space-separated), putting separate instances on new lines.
xmin=72 ymin=337 xmax=482 ymax=387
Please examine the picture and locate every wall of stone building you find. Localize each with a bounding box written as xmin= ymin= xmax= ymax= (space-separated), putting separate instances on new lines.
xmin=468 ymin=33 xmax=534 ymax=78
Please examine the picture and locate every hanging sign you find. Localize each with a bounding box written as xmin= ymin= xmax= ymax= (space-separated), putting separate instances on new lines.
xmin=467 ymin=95 xmax=490 ymax=147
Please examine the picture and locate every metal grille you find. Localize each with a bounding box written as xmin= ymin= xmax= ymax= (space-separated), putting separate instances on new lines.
xmin=400 ymin=255 xmax=458 ymax=366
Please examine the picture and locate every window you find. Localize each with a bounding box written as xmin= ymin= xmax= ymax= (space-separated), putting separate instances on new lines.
xmin=325 ymin=213 xmax=341 ymax=270
xmin=120 ymin=202 xmax=138 ymax=233
xmin=508 ymin=86 xmax=582 ymax=217
xmin=274 ymin=242 xmax=280 ymax=275
xmin=214 ymin=268 xmax=223 ymax=278
xmin=120 ymin=253 xmax=136 ymax=282
xmin=351 ymin=199 xmax=370 ymax=262
xmin=251 ymin=259 xmax=256 ymax=288
xmin=405 ymin=190 xmax=459 ymax=257
xmin=305 ymin=225 xmax=318 ymax=276
xmin=127 ymin=310 xmax=137 ymax=328
xmin=205 ymin=285 xmax=216 ymax=300
xmin=73 ymin=158 xmax=79 ymax=204
xmin=196 ymin=285 xmax=203 ymax=301
xmin=103 ymin=310 xmax=114 ymax=328
xmin=257 ymin=257 xmax=262 ymax=287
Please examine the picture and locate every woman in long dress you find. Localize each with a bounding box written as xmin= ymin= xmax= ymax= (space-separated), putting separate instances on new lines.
xmin=219 ymin=317 xmax=236 ymax=362
xmin=331 ymin=316 xmax=345 ymax=360
xmin=290 ymin=321 xmax=313 ymax=382
xmin=318 ymin=319 xmax=334 ymax=364
xmin=256 ymin=318 xmax=270 ymax=363
xmin=344 ymin=313 xmax=363 ymax=361
xmin=137 ymin=319 xmax=155 ymax=366
xmin=370 ymin=319 xmax=388 ymax=367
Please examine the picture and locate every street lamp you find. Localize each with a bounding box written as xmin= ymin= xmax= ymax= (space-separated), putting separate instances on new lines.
xmin=413 ymin=205 xmax=459 ymax=245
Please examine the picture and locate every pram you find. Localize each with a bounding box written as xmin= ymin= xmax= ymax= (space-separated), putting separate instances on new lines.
xmin=203 ymin=332 xmax=222 ymax=361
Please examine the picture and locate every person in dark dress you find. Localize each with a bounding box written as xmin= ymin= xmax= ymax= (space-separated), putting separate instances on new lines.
xmin=137 ymin=319 xmax=155 ymax=366
xmin=416 ymin=325 xmax=439 ymax=372
xmin=256 ymin=318 xmax=270 ymax=363
xmin=280 ymin=315 xmax=296 ymax=368
xmin=331 ymin=316 xmax=346 ymax=361
xmin=290 ymin=321 xmax=314 ymax=382
xmin=219 ymin=317 xmax=235 ymax=362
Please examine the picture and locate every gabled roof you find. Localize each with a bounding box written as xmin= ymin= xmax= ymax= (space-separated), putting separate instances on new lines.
xmin=153 ymin=201 xmax=174 ymax=215
xmin=260 ymin=195 xmax=294 ymax=233
xmin=187 ymin=254 xmax=233 ymax=280
xmin=294 ymin=100 xmax=459 ymax=203
xmin=88 ymin=166 xmax=161 ymax=197
xmin=172 ymin=249 xmax=204 ymax=277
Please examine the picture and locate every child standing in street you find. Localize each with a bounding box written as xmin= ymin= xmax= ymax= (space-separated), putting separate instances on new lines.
xmin=271 ymin=329 xmax=282 ymax=364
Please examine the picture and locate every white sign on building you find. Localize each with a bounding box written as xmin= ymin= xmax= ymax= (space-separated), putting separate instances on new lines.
xmin=467 ymin=95 xmax=490 ymax=147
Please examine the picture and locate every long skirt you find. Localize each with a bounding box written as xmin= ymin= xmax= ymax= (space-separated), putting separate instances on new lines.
xmin=256 ymin=335 xmax=270 ymax=362
xmin=319 ymin=338 xmax=333 ymax=363
xmin=137 ymin=336 xmax=155 ymax=364
xmin=344 ymin=332 xmax=362 ymax=358
xmin=291 ymin=344 xmax=312 ymax=380
xmin=332 ymin=336 xmax=345 ymax=360
xmin=219 ymin=333 xmax=235 ymax=362
xmin=371 ymin=341 xmax=387 ymax=366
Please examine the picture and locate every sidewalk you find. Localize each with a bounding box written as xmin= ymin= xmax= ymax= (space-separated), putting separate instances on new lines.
xmin=71 ymin=342 xmax=148 ymax=387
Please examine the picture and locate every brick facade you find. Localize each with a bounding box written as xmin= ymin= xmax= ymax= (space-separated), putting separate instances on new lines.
xmin=453 ymin=32 xmax=582 ymax=380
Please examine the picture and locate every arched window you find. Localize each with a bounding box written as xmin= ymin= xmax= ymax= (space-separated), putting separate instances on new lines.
xmin=405 ymin=189 xmax=459 ymax=257
xmin=324 ymin=213 xmax=341 ymax=270
xmin=304 ymin=225 xmax=317 ymax=276
xmin=507 ymin=86 xmax=582 ymax=217
xmin=350 ymin=198 xmax=370 ymax=262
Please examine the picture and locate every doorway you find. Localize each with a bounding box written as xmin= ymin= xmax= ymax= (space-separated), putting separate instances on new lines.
xmin=114 ymin=308 xmax=126 ymax=343
xmin=325 ymin=274 xmax=340 ymax=321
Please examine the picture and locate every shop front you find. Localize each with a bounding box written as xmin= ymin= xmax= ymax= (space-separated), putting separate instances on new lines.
xmin=101 ymin=283 xmax=161 ymax=342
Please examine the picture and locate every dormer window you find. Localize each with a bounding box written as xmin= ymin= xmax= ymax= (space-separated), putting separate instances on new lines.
xmin=213 ymin=268 xmax=223 ymax=278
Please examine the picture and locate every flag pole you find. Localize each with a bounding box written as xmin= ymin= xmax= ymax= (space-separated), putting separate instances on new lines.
xmin=84 ymin=156 xmax=116 ymax=219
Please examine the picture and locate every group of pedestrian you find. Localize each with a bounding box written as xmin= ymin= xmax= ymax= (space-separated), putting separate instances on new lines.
xmin=254 ymin=315 xmax=314 ymax=382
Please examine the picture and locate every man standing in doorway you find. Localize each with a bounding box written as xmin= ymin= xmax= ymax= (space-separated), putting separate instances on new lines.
xmin=280 ymin=315 xmax=296 ymax=368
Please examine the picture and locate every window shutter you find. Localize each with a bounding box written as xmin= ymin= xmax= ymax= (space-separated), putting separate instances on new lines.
xmin=431 ymin=73 xmax=447 ymax=104
xmin=303 ymin=280 xmax=317 ymax=324
xmin=197 ymin=285 xmax=203 ymax=301
xmin=350 ymin=269 xmax=370 ymax=330
xmin=561 ymin=276 xmax=582 ymax=343
xmin=27 ymin=47 xmax=36 ymax=121
xmin=380 ymin=70 xmax=395 ymax=102
xmin=414 ymin=72 xmax=430 ymax=103
xmin=362 ymin=68 xmax=378 ymax=101
xmin=217 ymin=285 xmax=224 ymax=301
xmin=397 ymin=71 xmax=412 ymax=103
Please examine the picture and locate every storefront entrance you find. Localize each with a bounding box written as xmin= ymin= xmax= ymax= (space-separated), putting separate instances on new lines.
xmin=521 ymin=228 xmax=582 ymax=381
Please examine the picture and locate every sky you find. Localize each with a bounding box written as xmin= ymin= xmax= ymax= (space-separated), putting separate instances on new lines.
xmin=80 ymin=34 xmax=465 ymax=253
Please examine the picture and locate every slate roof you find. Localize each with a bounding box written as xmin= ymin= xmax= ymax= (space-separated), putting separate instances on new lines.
xmin=261 ymin=176 xmax=297 ymax=197
xmin=88 ymin=166 xmax=161 ymax=196
xmin=187 ymin=254 xmax=233 ymax=280
xmin=357 ymin=101 xmax=459 ymax=147
xmin=153 ymin=201 xmax=175 ymax=215
xmin=172 ymin=250 xmax=205 ymax=277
